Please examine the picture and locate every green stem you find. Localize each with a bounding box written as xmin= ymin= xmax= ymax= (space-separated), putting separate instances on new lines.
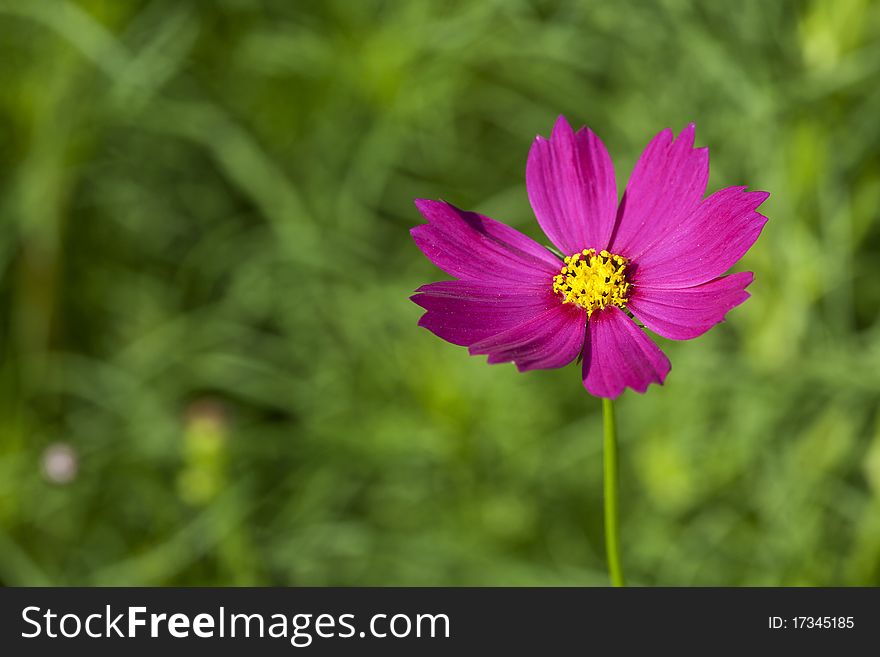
xmin=602 ymin=397 xmax=625 ymax=587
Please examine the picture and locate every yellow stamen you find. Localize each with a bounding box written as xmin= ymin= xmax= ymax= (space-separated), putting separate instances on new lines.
xmin=552 ymin=249 xmax=631 ymax=317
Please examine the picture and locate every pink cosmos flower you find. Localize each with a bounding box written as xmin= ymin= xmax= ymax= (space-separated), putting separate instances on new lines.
xmin=411 ymin=117 xmax=768 ymax=398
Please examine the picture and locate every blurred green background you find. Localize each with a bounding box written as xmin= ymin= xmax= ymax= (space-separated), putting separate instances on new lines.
xmin=1 ymin=0 xmax=880 ymax=586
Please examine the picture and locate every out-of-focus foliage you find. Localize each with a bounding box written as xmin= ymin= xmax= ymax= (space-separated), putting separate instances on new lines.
xmin=1 ymin=0 xmax=880 ymax=586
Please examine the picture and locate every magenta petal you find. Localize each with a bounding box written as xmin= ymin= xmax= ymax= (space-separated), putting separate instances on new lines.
xmin=412 ymin=281 xmax=557 ymax=346
xmin=632 ymin=187 xmax=769 ymax=289
xmin=628 ymin=272 xmax=753 ymax=340
xmin=411 ymin=199 xmax=560 ymax=285
xmin=469 ymin=303 xmax=586 ymax=372
xmin=526 ymin=116 xmax=618 ymax=255
xmin=609 ymin=124 xmax=708 ymax=262
xmin=582 ymin=307 xmax=670 ymax=398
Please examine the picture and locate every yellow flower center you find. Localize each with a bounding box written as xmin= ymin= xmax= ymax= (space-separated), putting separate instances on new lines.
xmin=552 ymin=249 xmax=631 ymax=317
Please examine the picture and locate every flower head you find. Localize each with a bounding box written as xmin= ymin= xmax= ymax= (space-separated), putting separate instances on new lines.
xmin=411 ymin=117 xmax=768 ymax=398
